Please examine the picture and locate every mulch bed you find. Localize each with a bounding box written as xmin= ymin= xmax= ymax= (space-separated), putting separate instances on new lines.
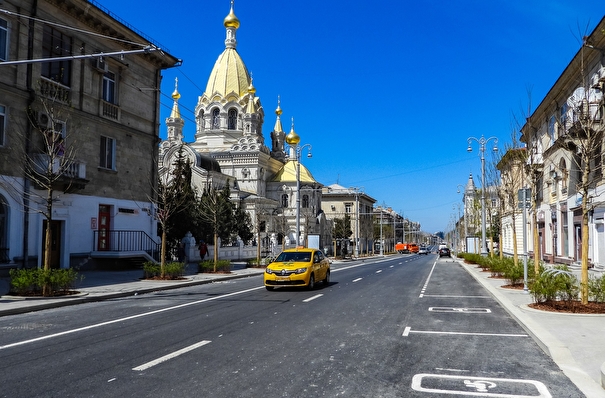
xmin=528 ymin=300 xmax=605 ymax=314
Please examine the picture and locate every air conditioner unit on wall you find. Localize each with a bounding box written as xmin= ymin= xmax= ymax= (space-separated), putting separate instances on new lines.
xmin=93 ymin=57 xmax=108 ymax=72
xmin=38 ymin=112 xmax=50 ymax=128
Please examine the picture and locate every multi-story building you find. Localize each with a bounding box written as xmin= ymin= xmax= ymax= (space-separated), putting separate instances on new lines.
xmin=520 ymin=15 xmax=605 ymax=267
xmin=0 ymin=0 xmax=180 ymax=269
xmin=321 ymin=184 xmax=376 ymax=256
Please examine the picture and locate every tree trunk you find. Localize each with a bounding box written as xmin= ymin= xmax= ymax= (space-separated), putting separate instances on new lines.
xmin=532 ymin=207 xmax=540 ymax=276
xmin=160 ymin=229 xmax=167 ymax=278
xmin=581 ymin=207 xmax=589 ymax=305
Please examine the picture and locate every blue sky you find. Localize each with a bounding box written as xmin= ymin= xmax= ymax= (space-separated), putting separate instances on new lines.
xmin=94 ymin=0 xmax=605 ymax=234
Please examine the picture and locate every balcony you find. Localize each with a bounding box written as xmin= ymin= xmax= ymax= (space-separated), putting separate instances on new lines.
xmin=32 ymin=154 xmax=88 ymax=192
xmin=39 ymin=78 xmax=71 ymax=104
xmin=101 ymin=100 xmax=120 ymax=121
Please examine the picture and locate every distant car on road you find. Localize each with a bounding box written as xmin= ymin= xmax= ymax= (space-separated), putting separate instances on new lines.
xmin=438 ymin=247 xmax=451 ymax=257
xmin=418 ymin=246 xmax=429 ymax=255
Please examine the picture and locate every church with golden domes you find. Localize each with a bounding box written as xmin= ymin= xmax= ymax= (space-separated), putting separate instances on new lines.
xmin=159 ymin=2 xmax=331 ymax=253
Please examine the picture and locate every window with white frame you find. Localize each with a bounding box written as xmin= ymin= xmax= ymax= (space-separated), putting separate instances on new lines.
xmin=0 ymin=18 xmax=8 ymax=62
xmin=281 ymin=194 xmax=288 ymax=208
xmin=345 ymin=203 xmax=352 ymax=213
xmin=548 ymin=115 xmax=555 ymax=145
xmin=302 ymin=194 xmax=309 ymax=209
xmin=228 ymin=109 xmax=237 ymax=130
xmin=102 ymin=71 xmax=116 ymax=104
xmin=0 ymin=105 xmax=5 ymax=146
xmin=100 ymin=136 xmax=115 ymax=170
xmin=212 ymin=108 xmax=220 ymax=129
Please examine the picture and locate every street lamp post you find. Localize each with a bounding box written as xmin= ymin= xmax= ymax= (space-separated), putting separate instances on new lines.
xmin=467 ymin=135 xmax=498 ymax=256
xmin=286 ymin=119 xmax=311 ymax=247
xmin=456 ymin=184 xmax=468 ymax=251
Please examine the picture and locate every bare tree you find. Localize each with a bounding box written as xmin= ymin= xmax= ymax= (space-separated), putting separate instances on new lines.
xmin=3 ymin=91 xmax=80 ymax=270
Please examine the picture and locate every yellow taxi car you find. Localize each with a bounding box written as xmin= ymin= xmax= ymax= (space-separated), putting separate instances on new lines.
xmin=264 ymin=248 xmax=330 ymax=291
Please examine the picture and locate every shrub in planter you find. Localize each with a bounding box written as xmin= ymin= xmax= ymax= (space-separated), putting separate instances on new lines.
xmin=502 ymin=258 xmax=524 ymax=285
xmin=588 ymin=274 xmax=605 ymax=303
xmin=529 ymin=265 xmax=578 ymax=303
xmin=198 ymin=259 xmax=231 ymax=273
xmin=143 ymin=261 xmax=185 ymax=279
xmin=9 ymin=268 xmax=81 ymax=296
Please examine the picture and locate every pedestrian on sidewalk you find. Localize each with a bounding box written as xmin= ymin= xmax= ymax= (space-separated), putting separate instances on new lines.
xmin=199 ymin=240 xmax=208 ymax=260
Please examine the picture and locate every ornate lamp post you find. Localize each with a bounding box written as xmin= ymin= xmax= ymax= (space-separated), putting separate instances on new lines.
xmin=456 ymin=184 xmax=468 ymax=251
xmin=285 ymin=119 xmax=312 ymax=247
xmin=467 ymin=135 xmax=498 ymax=255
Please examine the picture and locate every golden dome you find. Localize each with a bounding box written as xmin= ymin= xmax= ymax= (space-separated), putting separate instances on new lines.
xmin=204 ymin=49 xmax=251 ymax=98
xmin=271 ymin=160 xmax=317 ymax=183
xmin=285 ymin=118 xmax=300 ymax=145
xmin=275 ymin=97 xmax=282 ymax=116
xmin=224 ymin=2 xmax=240 ymax=29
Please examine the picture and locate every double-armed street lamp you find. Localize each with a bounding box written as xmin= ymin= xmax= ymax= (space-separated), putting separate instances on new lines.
xmin=286 ymin=119 xmax=312 ymax=247
xmin=467 ymin=135 xmax=498 ymax=256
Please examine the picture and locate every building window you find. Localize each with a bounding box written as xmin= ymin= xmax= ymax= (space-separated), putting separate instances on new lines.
xmin=41 ymin=26 xmax=72 ymax=87
xmin=100 ymin=136 xmax=115 ymax=170
xmin=548 ymin=115 xmax=555 ymax=145
xmin=345 ymin=203 xmax=352 ymax=213
xmin=281 ymin=194 xmax=288 ymax=208
xmin=212 ymin=109 xmax=220 ymax=129
xmin=102 ymin=71 xmax=116 ymax=104
xmin=0 ymin=105 xmax=5 ymax=147
xmin=302 ymin=194 xmax=309 ymax=209
xmin=0 ymin=18 xmax=8 ymax=62
xmin=228 ymin=109 xmax=237 ymax=130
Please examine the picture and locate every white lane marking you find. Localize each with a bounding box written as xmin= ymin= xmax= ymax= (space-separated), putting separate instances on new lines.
xmin=132 ymin=340 xmax=211 ymax=371
xmin=402 ymin=327 xmax=527 ymax=337
xmin=352 ymin=278 xmax=363 ymax=283
xmin=303 ymin=294 xmax=323 ymax=303
xmin=428 ymin=307 xmax=492 ymax=313
xmin=107 ymin=378 xmax=116 ymax=383
xmin=419 ymin=260 xmax=438 ymax=298
xmin=376 ymin=270 xmax=382 ymax=274
xmin=0 ymin=286 xmax=263 ymax=351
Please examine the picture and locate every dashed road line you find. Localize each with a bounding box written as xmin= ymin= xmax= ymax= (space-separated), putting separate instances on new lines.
xmin=132 ymin=340 xmax=211 ymax=371
xmin=303 ymin=294 xmax=323 ymax=303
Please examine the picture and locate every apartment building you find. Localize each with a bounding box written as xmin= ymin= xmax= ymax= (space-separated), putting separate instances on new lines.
xmin=0 ymin=0 xmax=180 ymax=269
xmin=520 ymin=15 xmax=605 ymax=268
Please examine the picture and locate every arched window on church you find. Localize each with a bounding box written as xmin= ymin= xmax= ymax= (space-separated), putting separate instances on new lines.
xmin=228 ymin=109 xmax=237 ymax=130
xmin=302 ymin=194 xmax=309 ymax=209
xmin=281 ymin=194 xmax=289 ymax=208
xmin=212 ymin=108 xmax=220 ymax=129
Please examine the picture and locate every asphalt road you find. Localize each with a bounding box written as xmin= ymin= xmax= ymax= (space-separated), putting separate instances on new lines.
xmin=0 ymin=254 xmax=584 ymax=397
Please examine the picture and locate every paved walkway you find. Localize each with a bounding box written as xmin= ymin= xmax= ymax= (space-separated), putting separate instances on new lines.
xmin=1 ymin=258 xmax=604 ymax=397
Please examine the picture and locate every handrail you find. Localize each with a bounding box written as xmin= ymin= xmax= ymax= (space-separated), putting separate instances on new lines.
xmin=93 ymin=230 xmax=160 ymax=261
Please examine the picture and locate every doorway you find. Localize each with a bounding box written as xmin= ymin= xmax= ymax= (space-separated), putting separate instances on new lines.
xmin=98 ymin=205 xmax=111 ymax=251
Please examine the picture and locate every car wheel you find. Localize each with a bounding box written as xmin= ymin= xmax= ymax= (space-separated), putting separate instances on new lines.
xmin=323 ymin=270 xmax=330 ymax=286
xmin=265 ymin=286 xmax=274 ymax=291
xmin=307 ymin=273 xmax=315 ymax=290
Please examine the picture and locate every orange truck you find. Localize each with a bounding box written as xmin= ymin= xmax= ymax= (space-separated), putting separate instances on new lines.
xmin=396 ymin=243 xmax=419 ymax=254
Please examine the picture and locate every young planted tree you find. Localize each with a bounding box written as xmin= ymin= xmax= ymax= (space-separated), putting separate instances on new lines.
xmin=334 ymin=214 xmax=353 ymax=258
xmin=154 ymin=146 xmax=196 ymax=277
xmin=198 ymin=184 xmax=234 ymax=272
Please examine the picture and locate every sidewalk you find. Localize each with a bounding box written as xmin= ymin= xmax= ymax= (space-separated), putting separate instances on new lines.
xmin=1 ymin=259 xmax=604 ymax=396
xmin=0 ymin=263 xmax=265 ymax=317
xmin=458 ymin=259 xmax=605 ymax=398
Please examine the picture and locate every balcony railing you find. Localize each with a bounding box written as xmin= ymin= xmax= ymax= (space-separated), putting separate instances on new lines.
xmin=33 ymin=154 xmax=86 ymax=179
xmin=101 ymin=100 xmax=120 ymax=121
xmin=40 ymin=78 xmax=71 ymax=103
xmin=93 ymin=230 xmax=160 ymax=261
